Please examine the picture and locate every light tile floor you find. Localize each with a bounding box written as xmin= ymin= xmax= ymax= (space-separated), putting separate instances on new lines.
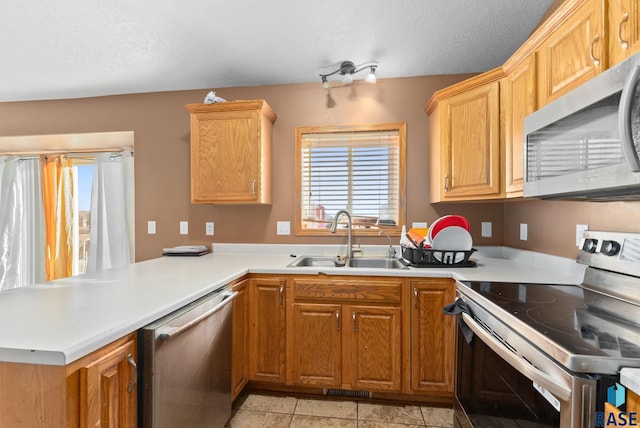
xmin=226 ymin=393 xmax=453 ymax=428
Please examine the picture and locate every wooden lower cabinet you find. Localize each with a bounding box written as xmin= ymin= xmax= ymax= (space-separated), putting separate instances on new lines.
xmin=291 ymin=303 xmax=342 ymax=386
xmin=0 ymin=333 xmax=137 ymax=428
xmin=409 ymin=279 xmax=456 ymax=393
xmin=249 ymin=276 xmax=286 ymax=383
xmin=288 ymin=276 xmax=402 ymax=392
xmin=348 ymin=305 xmax=402 ymax=391
xmin=79 ymin=336 xmax=137 ymax=427
xmin=231 ymin=278 xmax=249 ymax=399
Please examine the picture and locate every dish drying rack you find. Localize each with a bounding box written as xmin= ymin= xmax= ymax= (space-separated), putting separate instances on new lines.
xmin=400 ymin=246 xmax=476 ymax=267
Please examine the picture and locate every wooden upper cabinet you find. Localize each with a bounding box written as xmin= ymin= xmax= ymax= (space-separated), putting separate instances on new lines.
xmin=537 ymin=0 xmax=605 ymax=106
xmin=186 ymin=100 xmax=276 ymax=204
xmin=607 ymin=0 xmax=640 ymax=66
xmin=427 ymin=70 xmax=503 ymax=202
xmin=503 ymin=54 xmax=537 ymax=197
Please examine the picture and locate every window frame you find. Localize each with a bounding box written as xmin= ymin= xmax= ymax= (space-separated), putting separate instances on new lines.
xmin=294 ymin=122 xmax=407 ymax=237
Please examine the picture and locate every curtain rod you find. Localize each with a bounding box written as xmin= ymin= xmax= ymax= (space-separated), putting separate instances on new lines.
xmin=1 ymin=147 xmax=133 ymax=157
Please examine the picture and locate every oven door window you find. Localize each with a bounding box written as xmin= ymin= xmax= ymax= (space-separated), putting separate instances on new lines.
xmin=456 ymin=330 xmax=560 ymax=427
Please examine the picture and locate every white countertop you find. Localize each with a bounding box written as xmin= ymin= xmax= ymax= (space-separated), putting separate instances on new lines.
xmin=621 ymin=368 xmax=640 ymax=396
xmin=0 ymin=244 xmax=585 ymax=366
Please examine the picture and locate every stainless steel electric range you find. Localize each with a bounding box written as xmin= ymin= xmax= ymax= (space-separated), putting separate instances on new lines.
xmin=450 ymin=231 xmax=640 ymax=427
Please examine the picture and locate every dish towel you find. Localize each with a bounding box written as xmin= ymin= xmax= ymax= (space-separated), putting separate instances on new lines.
xmin=443 ymin=298 xmax=474 ymax=344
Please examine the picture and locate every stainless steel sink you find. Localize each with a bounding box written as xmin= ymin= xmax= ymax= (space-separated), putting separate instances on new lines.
xmin=287 ymin=255 xmax=407 ymax=269
xmin=287 ymin=256 xmax=346 ymax=268
xmin=347 ymin=257 xmax=408 ymax=269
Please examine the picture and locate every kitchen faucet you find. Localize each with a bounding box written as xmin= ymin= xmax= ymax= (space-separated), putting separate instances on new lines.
xmin=331 ymin=209 xmax=356 ymax=259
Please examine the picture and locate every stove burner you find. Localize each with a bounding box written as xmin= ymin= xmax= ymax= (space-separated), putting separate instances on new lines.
xmin=525 ymin=307 xmax=575 ymax=335
xmin=480 ymin=283 xmax=557 ymax=304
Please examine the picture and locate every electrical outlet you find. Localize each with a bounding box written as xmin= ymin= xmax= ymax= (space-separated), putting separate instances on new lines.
xmin=206 ymin=222 xmax=214 ymax=236
xmin=180 ymin=221 xmax=188 ymax=235
xmin=147 ymin=221 xmax=156 ymax=235
xmin=277 ymin=221 xmax=290 ymax=235
xmin=576 ymin=224 xmax=589 ymax=246
xmin=481 ymin=222 xmax=492 ymax=238
xmin=520 ymin=223 xmax=528 ymax=241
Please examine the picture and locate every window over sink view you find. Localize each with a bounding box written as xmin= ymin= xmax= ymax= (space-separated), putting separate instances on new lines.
xmin=295 ymin=123 xmax=406 ymax=236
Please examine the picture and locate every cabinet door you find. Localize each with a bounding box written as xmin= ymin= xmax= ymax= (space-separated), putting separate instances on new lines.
xmin=537 ymin=0 xmax=604 ymax=106
xmin=291 ymin=303 xmax=342 ymax=386
xmin=80 ymin=338 xmax=137 ymax=428
xmin=347 ymin=305 xmax=401 ymax=391
xmin=250 ymin=277 xmax=286 ymax=383
xmin=503 ymin=55 xmax=537 ymax=197
xmin=608 ymin=0 xmax=640 ymax=66
xmin=410 ymin=279 xmax=455 ymax=393
xmin=231 ymin=279 xmax=249 ymax=399
xmin=190 ymin=109 xmax=259 ymax=203
xmin=441 ymin=81 xmax=501 ymax=199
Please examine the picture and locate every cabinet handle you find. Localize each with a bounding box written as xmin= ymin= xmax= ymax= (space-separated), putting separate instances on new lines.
xmin=590 ymin=33 xmax=601 ymax=67
xmin=619 ymin=12 xmax=630 ymax=50
xmin=444 ymin=175 xmax=449 ymax=193
xmin=336 ymin=310 xmax=340 ymax=331
xmin=279 ymin=285 xmax=284 ymax=305
xmin=127 ymin=353 xmax=137 ymax=393
xmin=414 ymin=287 xmax=418 ymax=308
xmin=352 ymin=311 xmax=357 ymax=332
xmin=251 ymin=179 xmax=256 ymax=194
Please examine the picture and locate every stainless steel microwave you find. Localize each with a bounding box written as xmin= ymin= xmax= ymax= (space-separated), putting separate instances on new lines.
xmin=524 ymin=52 xmax=640 ymax=200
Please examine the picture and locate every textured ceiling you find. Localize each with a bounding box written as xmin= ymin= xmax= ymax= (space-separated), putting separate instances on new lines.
xmin=0 ymin=0 xmax=553 ymax=102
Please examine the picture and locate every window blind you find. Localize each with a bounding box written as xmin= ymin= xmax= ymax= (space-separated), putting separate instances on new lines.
xmin=300 ymin=130 xmax=400 ymax=229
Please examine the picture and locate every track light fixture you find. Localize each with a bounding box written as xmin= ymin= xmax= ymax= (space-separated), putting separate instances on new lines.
xmin=319 ymin=61 xmax=377 ymax=89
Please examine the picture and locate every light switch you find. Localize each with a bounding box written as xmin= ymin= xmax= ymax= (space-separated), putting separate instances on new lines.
xmin=206 ymin=222 xmax=215 ymax=236
xmin=412 ymin=222 xmax=428 ymax=229
xmin=180 ymin=221 xmax=189 ymax=235
xmin=277 ymin=221 xmax=290 ymax=235
xmin=481 ymin=222 xmax=492 ymax=238
xmin=576 ymin=224 xmax=589 ymax=246
xmin=147 ymin=221 xmax=156 ymax=235
xmin=520 ymin=223 xmax=528 ymax=241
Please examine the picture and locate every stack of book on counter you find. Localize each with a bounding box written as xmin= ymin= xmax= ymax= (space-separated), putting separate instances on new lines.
xmin=162 ymin=245 xmax=211 ymax=256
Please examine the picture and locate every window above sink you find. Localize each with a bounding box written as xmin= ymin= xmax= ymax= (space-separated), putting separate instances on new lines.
xmin=294 ymin=123 xmax=407 ymax=237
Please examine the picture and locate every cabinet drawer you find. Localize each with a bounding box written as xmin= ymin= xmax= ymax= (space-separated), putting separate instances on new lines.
xmin=292 ymin=277 xmax=401 ymax=303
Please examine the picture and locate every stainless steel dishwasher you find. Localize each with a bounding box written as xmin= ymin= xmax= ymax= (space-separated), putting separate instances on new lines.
xmin=141 ymin=287 xmax=237 ymax=428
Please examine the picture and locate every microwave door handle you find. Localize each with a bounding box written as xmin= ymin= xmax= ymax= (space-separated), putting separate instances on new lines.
xmin=618 ymin=65 xmax=640 ymax=171
xmin=461 ymin=313 xmax=571 ymax=401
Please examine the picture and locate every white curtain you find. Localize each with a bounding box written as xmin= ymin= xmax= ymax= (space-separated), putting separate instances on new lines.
xmin=86 ymin=150 xmax=135 ymax=273
xmin=0 ymin=156 xmax=46 ymax=290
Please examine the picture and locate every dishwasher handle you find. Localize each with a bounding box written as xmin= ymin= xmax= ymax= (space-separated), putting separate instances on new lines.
xmin=158 ymin=291 xmax=238 ymax=341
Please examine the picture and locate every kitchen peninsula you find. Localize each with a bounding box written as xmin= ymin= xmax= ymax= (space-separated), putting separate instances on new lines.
xmin=0 ymin=245 xmax=583 ymax=427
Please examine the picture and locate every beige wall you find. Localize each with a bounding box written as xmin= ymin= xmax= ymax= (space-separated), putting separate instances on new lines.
xmin=2 ymin=73 xmax=639 ymax=262
xmin=1 ymin=75 xmax=506 ymax=262
xmin=504 ymin=199 xmax=640 ymax=258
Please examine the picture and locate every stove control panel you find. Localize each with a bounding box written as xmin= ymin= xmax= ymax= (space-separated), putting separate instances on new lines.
xmin=581 ymin=238 xmax=598 ymax=253
xmin=599 ymin=240 xmax=620 ymax=256
xmin=578 ymin=231 xmax=640 ymax=277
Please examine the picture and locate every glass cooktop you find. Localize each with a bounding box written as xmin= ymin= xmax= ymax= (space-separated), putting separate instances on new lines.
xmin=459 ymin=281 xmax=640 ymax=362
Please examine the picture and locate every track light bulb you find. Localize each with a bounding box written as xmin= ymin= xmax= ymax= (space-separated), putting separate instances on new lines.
xmin=365 ymin=67 xmax=377 ymax=84
xmin=342 ymin=73 xmax=353 ymax=84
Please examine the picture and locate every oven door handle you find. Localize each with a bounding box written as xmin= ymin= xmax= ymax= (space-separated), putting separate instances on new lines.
xmin=461 ymin=312 xmax=572 ymax=401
